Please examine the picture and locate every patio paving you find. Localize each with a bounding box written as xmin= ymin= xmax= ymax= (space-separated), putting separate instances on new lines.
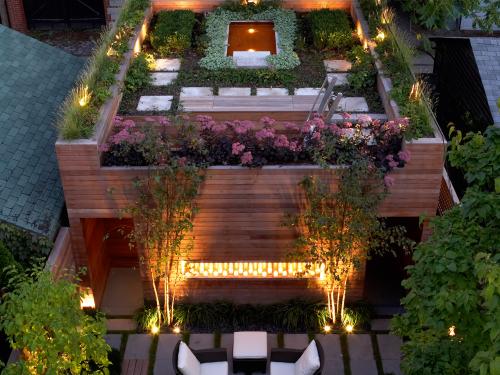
xmin=316 ymin=334 xmax=344 ymax=374
xmin=324 ymin=59 xmax=352 ymax=72
xmin=106 ymin=318 xmax=137 ymax=331
xmin=378 ymin=334 xmax=403 ymax=375
xmin=328 ymin=72 xmax=349 ymax=86
xmin=371 ymin=318 xmax=391 ymax=331
xmin=151 ymin=72 xmax=178 ymax=86
xmin=219 ymin=87 xmax=252 ymax=96
xmin=154 ymin=334 xmax=180 ymax=375
xmin=180 ymin=87 xmax=214 ymax=97
xmin=256 ymin=88 xmax=289 ymax=96
xmin=137 ymin=96 xmax=173 ymax=111
xmin=190 ymin=333 xmax=215 ymax=350
xmin=294 ymin=87 xmax=321 ymax=96
xmin=154 ymin=58 xmax=181 ymax=72
xmin=283 ymin=333 xmax=309 ymax=349
xmin=100 ymin=268 xmax=143 ymax=316
xmin=338 ymin=97 xmax=369 ymax=112
xmin=347 ymin=334 xmax=378 ymax=375
xmin=104 ymin=334 xmax=122 ymax=350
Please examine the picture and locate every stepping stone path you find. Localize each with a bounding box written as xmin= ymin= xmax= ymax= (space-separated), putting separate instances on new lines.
xmin=347 ymin=334 xmax=378 ymax=375
xmin=338 ymin=97 xmax=369 ymax=112
xmin=324 ymin=59 xmax=352 ymax=72
xmin=104 ymin=334 xmax=122 ymax=350
xmin=137 ymin=96 xmax=173 ymax=111
xmin=378 ymin=334 xmax=403 ymax=375
xmin=257 ymin=88 xmax=289 ymax=96
xmin=151 ymin=72 xmax=178 ymax=86
xmin=294 ymin=88 xmax=321 ymax=96
xmin=190 ymin=333 xmax=215 ymax=349
xmin=328 ymin=72 xmax=349 ymax=86
xmin=106 ymin=318 xmax=137 ymax=332
xmin=154 ymin=58 xmax=181 ymax=72
xmin=180 ymin=87 xmax=214 ymax=97
xmin=316 ymin=334 xmax=344 ymax=374
xmin=154 ymin=334 xmax=180 ymax=375
xmin=284 ymin=334 xmax=309 ymax=349
xmin=123 ymin=334 xmax=152 ymax=375
xmin=219 ymin=87 xmax=251 ymax=96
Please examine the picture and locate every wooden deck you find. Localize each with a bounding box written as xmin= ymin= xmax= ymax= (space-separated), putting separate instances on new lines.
xmin=121 ymin=360 xmax=148 ymax=375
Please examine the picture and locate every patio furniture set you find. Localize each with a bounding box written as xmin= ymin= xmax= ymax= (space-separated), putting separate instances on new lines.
xmin=173 ymin=331 xmax=324 ymax=375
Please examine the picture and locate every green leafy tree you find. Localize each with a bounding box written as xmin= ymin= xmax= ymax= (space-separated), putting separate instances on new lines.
xmin=289 ymin=158 xmax=411 ymax=324
xmin=392 ymin=125 xmax=500 ymax=374
xmin=0 ymin=266 xmax=110 ymax=374
xmin=398 ymin=0 xmax=500 ymax=31
xmin=127 ymin=161 xmax=202 ymax=327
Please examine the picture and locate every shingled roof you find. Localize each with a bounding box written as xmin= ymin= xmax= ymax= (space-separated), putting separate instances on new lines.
xmin=0 ymin=25 xmax=84 ymax=238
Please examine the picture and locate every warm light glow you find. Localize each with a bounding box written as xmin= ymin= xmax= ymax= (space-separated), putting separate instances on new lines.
xmin=375 ymin=29 xmax=386 ymax=42
xmin=78 ymin=85 xmax=91 ymax=107
xmin=324 ymin=325 xmax=332 ymax=333
xmin=184 ymin=261 xmax=324 ymax=279
xmin=409 ymin=81 xmax=422 ymax=101
xmin=345 ymin=324 xmax=354 ymax=333
xmin=248 ymin=49 xmax=255 ymax=52
xmin=151 ymin=325 xmax=159 ymax=335
xmin=80 ymin=288 xmax=95 ymax=309
xmin=381 ymin=8 xmax=394 ymax=24
xmin=248 ymin=28 xmax=256 ymax=34
xmin=448 ymin=326 xmax=456 ymax=337
xmin=173 ymin=326 xmax=181 ymax=334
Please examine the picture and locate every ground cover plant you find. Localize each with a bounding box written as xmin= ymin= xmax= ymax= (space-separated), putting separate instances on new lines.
xmin=307 ymin=9 xmax=356 ymax=53
xmin=150 ymin=10 xmax=196 ymax=57
xmin=392 ymin=126 xmax=500 ymax=374
xmin=101 ymin=115 xmax=411 ymax=175
xmin=58 ymin=0 xmax=150 ymax=140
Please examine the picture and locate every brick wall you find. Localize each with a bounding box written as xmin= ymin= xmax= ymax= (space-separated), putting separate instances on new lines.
xmin=6 ymin=0 xmax=27 ymax=33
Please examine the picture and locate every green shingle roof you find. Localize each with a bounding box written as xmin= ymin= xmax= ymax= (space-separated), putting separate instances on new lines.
xmin=0 ymin=25 xmax=84 ymax=238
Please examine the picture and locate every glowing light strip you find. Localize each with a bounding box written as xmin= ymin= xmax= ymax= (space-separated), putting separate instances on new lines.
xmin=182 ymin=261 xmax=325 ymax=279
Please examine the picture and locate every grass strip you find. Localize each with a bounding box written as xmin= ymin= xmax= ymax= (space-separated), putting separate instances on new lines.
xmin=340 ymin=334 xmax=352 ymax=375
xmin=148 ymin=334 xmax=159 ymax=375
xmin=214 ymin=330 xmax=221 ymax=348
xmin=370 ymin=333 xmax=384 ymax=375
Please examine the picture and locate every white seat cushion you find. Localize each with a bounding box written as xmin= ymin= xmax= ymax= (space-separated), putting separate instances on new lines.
xmin=200 ymin=361 xmax=228 ymax=375
xmin=271 ymin=361 xmax=296 ymax=375
xmin=177 ymin=342 xmax=201 ymax=375
xmin=233 ymin=331 xmax=268 ymax=359
xmin=294 ymin=341 xmax=320 ymax=375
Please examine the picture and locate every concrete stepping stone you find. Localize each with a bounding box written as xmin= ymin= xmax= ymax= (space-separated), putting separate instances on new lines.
xmin=328 ymin=73 xmax=349 ymax=86
xmin=347 ymin=334 xmax=378 ymax=375
xmin=189 ymin=333 xmax=215 ymax=350
xmin=104 ymin=334 xmax=122 ymax=351
xmin=137 ymin=96 xmax=173 ymax=111
xmin=316 ymin=334 xmax=344 ymax=374
xmin=106 ymin=318 xmax=137 ymax=331
xmin=257 ymin=88 xmax=289 ymax=96
xmin=294 ymin=88 xmax=321 ymax=96
xmin=180 ymin=87 xmax=213 ymax=97
xmin=124 ymin=334 xmax=152 ymax=359
xmin=377 ymin=335 xmax=403 ymax=375
xmin=284 ymin=334 xmax=309 ymax=349
xmin=218 ymin=87 xmax=251 ymax=96
xmin=154 ymin=58 xmax=181 ymax=72
xmin=371 ymin=318 xmax=391 ymax=331
xmin=324 ymin=59 xmax=352 ymax=72
xmin=338 ymin=97 xmax=369 ymax=112
xmin=154 ymin=334 xmax=181 ymax=375
xmin=151 ymin=72 xmax=178 ymax=86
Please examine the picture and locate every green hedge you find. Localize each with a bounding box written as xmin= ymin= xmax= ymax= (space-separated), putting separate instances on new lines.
xmin=150 ymin=10 xmax=196 ymax=57
xmin=0 ymin=241 xmax=21 ymax=288
xmin=0 ymin=223 xmax=52 ymax=267
xmin=307 ymin=9 xmax=355 ymax=52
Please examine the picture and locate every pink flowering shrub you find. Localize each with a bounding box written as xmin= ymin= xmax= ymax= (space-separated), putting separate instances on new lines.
xmin=102 ymin=114 xmax=411 ymax=173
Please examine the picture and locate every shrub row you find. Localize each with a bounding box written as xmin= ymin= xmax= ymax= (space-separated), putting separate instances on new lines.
xmin=150 ymin=10 xmax=196 ymax=57
xmin=307 ymin=9 xmax=356 ymax=52
xmin=0 ymin=222 xmax=52 ymax=266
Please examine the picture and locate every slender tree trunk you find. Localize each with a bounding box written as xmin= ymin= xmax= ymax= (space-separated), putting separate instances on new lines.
xmin=340 ymin=274 xmax=348 ymax=321
xmin=151 ymin=269 xmax=162 ymax=326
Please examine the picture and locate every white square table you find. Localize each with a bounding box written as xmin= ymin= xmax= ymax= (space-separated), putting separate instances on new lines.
xmin=233 ymin=331 xmax=268 ymax=374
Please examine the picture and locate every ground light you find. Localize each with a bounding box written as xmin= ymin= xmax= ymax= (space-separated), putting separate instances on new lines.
xmin=345 ymin=324 xmax=354 ymax=333
xmin=448 ymin=326 xmax=456 ymax=337
xmin=78 ymin=85 xmax=91 ymax=107
xmin=323 ymin=325 xmax=332 ymax=333
xmin=173 ymin=326 xmax=181 ymax=334
xmin=151 ymin=325 xmax=160 ymax=335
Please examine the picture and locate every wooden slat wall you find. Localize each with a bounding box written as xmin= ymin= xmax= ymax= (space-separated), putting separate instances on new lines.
xmin=56 ymin=136 xmax=444 ymax=304
xmin=153 ymin=0 xmax=351 ymax=12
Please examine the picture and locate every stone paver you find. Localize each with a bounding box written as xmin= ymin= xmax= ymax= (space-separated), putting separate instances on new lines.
xmin=124 ymin=334 xmax=152 ymax=360
xmin=347 ymin=334 xmax=378 ymax=375
xmin=104 ymin=334 xmax=122 ymax=350
xmin=328 ymin=72 xmax=349 ymax=86
xmin=294 ymin=88 xmax=321 ymax=96
xmin=154 ymin=334 xmax=180 ymax=375
xmin=233 ymin=51 xmax=269 ymax=67
xmin=324 ymin=59 xmax=352 ymax=72
xmin=154 ymin=58 xmax=181 ymax=72
xmin=101 ymin=268 xmax=143 ymax=316
xmin=137 ymin=96 xmax=173 ymax=111
xmin=371 ymin=318 xmax=391 ymax=331
xmin=284 ymin=334 xmax=309 ymax=349
xmin=218 ymin=87 xmax=251 ymax=96
xmin=316 ymin=334 xmax=344 ymax=374
xmin=378 ymin=334 xmax=403 ymax=375
xmin=189 ymin=333 xmax=215 ymax=350
xmin=338 ymin=97 xmax=369 ymax=112
xmin=180 ymin=87 xmax=214 ymax=97
xmin=151 ymin=72 xmax=178 ymax=86
xmin=256 ymin=88 xmax=289 ymax=96
xmin=106 ymin=319 xmax=137 ymax=331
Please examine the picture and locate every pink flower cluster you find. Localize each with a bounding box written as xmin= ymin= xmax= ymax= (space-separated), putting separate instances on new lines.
xmin=232 ymin=142 xmax=245 ymax=155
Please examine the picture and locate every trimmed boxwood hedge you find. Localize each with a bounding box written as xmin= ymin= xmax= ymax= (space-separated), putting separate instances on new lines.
xmin=150 ymin=10 xmax=196 ymax=57
xmin=307 ymin=9 xmax=356 ymax=52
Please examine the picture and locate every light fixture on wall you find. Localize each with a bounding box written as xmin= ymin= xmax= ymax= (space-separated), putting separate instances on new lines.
xmin=246 ymin=0 xmax=258 ymax=4
xmin=80 ymin=287 xmax=95 ymax=309
xmin=248 ymin=28 xmax=256 ymax=34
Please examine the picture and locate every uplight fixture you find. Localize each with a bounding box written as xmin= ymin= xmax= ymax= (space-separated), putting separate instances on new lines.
xmin=375 ymin=29 xmax=386 ymax=42
xmin=246 ymin=0 xmax=257 ymax=4
xmin=345 ymin=324 xmax=354 ymax=333
xmin=173 ymin=326 xmax=181 ymax=334
xmin=324 ymin=325 xmax=332 ymax=333
xmin=151 ymin=325 xmax=160 ymax=335
xmin=448 ymin=326 xmax=456 ymax=337
xmin=248 ymin=49 xmax=255 ymax=52
xmin=78 ymin=85 xmax=92 ymax=107
xmin=248 ymin=28 xmax=256 ymax=34
xmin=80 ymin=287 xmax=95 ymax=309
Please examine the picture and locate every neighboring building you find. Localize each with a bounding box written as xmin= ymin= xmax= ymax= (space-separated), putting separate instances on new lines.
xmin=0 ymin=24 xmax=84 ymax=239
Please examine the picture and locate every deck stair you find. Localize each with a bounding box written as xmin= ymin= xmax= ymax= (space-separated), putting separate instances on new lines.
xmin=306 ymin=76 xmax=343 ymax=123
